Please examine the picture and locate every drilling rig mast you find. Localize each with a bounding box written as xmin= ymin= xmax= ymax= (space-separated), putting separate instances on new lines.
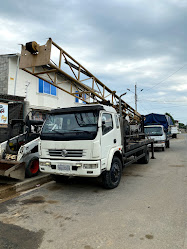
xmin=20 ymin=38 xmax=141 ymax=122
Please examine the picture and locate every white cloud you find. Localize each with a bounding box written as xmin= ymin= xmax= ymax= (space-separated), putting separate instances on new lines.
xmin=170 ymin=84 xmax=187 ymax=92
xmin=0 ymin=0 xmax=187 ymax=123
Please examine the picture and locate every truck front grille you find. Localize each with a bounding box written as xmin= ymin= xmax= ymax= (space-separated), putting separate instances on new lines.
xmin=48 ymin=149 xmax=84 ymax=157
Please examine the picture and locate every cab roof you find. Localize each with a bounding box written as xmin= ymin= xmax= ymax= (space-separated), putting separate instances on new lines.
xmin=50 ymin=104 xmax=117 ymax=115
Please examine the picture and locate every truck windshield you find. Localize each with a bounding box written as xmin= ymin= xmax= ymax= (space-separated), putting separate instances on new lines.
xmin=144 ymin=127 xmax=163 ymax=136
xmin=41 ymin=111 xmax=99 ymax=141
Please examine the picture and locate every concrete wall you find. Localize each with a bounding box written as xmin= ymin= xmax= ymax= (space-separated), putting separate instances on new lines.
xmin=0 ymin=55 xmax=9 ymax=94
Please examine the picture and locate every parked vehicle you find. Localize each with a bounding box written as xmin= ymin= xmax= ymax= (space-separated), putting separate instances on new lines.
xmin=19 ymin=38 xmax=154 ymax=188
xmin=39 ymin=104 xmax=154 ymax=189
xmin=144 ymin=113 xmax=172 ymax=151
xmin=0 ymin=117 xmax=43 ymax=180
xmin=171 ymin=125 xmax=179 ymax=138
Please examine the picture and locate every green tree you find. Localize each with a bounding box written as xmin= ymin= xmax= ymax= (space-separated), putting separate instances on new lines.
xmin=179 ymin=123 xmax=185 ymax=129
xmin=165 ymin=112 xmax=175 ymax=125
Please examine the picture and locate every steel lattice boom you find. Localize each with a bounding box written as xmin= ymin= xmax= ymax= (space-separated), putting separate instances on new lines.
xmin=19 ymin=38 xmax=142 ymax=122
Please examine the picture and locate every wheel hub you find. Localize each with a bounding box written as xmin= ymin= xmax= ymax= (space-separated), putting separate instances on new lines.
xmin=111 ymin=163 xmax=120 ymax=183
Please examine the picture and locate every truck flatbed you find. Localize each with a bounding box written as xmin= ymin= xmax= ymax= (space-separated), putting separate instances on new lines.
xmin=125 ymin=138 xmax=154 ymax=152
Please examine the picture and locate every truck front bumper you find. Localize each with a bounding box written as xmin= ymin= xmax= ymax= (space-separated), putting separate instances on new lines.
xmin=39 ymin=159 xmax=101 ymax=177
xmin=148 ymin=141 xmax=165 ymax=148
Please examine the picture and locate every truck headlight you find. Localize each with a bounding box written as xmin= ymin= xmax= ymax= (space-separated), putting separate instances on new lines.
xmin=75 ymin=163 xmax=82 ymax=167
xmin=40 ymin=161 xmax=51 ymax=166
xmin=83 ymin=164 xmax=98 ymax=169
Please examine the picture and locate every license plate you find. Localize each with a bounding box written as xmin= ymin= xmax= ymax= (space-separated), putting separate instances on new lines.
xmin=58 ymin=165 xmax=70 ymax=171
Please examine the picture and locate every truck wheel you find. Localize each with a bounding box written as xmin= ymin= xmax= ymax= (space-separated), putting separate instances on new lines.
xmin=138 ymin=150 xmax=149 ymax=164
xmin=102 ymin=156 xmax=122 ymax=189
xmin=25 ymin=156 xmax=39 ymax=177
xmin=52 ymin=174 xmax=69 ymax=183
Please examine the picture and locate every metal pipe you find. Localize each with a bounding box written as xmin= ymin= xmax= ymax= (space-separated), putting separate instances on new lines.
xmin=14 ymin=55 xmax=20 ymax=96
xmin=119 ymin=92 xmax=127 ymax=155
xmin=119 ymin=92 xmax=127 ymax=117
xmin=151 ymin=142 xmax=155 ymax=159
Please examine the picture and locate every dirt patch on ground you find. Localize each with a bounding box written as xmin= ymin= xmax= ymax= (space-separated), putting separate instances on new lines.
xmin=0 ymin=221 xmax=44 ymax=249
xmin=21 ymin=196 xmax=45 ymax=205
xmin=21 ymin=196 xmax=58 ymax=205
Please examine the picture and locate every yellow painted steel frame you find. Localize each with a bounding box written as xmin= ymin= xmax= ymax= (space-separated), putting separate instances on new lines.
xmin=20 ymin=38 xmax=142 ymax=122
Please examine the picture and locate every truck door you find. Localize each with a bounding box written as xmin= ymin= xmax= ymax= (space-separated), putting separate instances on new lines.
xmin=101 ymin=113 xmax=117 ymax=161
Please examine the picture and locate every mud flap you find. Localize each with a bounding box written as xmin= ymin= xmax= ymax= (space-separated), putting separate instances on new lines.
xmin=0 ymin=159 xmax=25 ymax=180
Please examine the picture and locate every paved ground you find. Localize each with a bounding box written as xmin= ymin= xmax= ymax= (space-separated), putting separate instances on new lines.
xmin=0 ymin=134 xmax=186 ymax=249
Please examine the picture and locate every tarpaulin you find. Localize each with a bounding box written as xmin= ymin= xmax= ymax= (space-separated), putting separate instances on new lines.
xmin=144 ymin=113 xmax=173 ymax=131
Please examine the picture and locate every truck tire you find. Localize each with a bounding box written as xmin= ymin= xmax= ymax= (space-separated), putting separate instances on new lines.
xmin=25 ymin=156 xmax=39 ymax=177
xmin=138 ymin=150 xmax=149 ymax=164
xmin=51 ymin=174 xmax=69 ymax=183
xmin=102 ymin=156 xmax=122 ymax=189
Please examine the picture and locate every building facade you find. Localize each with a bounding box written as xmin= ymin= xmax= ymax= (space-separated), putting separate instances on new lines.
xmin=0 ymin=53 xmax=84 ymax=141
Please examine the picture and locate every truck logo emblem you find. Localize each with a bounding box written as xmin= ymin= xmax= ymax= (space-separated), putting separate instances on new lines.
xmin=61 ymin=150 xmax=67 ymax=157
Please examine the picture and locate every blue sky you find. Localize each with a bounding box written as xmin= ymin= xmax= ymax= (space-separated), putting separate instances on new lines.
xmin=1 ymin=0 xmax=187 ymax=123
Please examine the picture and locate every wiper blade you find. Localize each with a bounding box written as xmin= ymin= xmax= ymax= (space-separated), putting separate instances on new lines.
xmin=51 ymin=129 xmax=65 ymax=135
xmin=79 ymin=124 xmax=97 ymax=127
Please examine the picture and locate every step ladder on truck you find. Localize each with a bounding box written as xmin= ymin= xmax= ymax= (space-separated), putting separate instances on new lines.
xmin=19 ymin=38 xmax=155 ymax=188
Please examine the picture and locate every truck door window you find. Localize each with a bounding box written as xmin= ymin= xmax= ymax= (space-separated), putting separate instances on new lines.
xmin=102 ymin=113 xmax=113 ymax=135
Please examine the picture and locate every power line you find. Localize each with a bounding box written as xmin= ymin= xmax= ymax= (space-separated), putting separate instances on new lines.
xmin=141 ymin=63 xmax=187 ymax=93
xmin=138 ymin=99 xmax=187 ymax=103
xmin=138 ymin=102 xmax=151 ymax=113
xmin=140 ymin=103 xmax=187 ymax=108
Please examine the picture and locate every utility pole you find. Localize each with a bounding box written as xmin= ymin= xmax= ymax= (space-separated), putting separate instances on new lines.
xmin=135 ymin=83 xmax=137 ymax=112
xmin=127 ymin=83 xmax=138 ymax=111
xmin=127 ymin=83 xmax=143 ymax=112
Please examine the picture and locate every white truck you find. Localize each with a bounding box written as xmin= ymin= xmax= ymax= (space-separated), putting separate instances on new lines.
xmin=18 ymin=38 xmax=154 ymax=188
xmin=171 ymin=125 xmax=179 ymax=138
xmin=39 ymin=104 xmax=154 ymax=189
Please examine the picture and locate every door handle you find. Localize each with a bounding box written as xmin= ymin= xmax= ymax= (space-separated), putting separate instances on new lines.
xmin=114 ymin=139 xmax=117 ymax=143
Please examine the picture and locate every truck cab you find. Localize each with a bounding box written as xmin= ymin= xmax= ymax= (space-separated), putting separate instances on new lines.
xmin=144 ymin=125 xmax=167 ymax=151
xmin=39 ymin=104 xmax=122 ymax=186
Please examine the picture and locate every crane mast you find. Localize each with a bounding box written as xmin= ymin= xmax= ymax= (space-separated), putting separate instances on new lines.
xmin=19 ymin=38 xmax=142 ymax=123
